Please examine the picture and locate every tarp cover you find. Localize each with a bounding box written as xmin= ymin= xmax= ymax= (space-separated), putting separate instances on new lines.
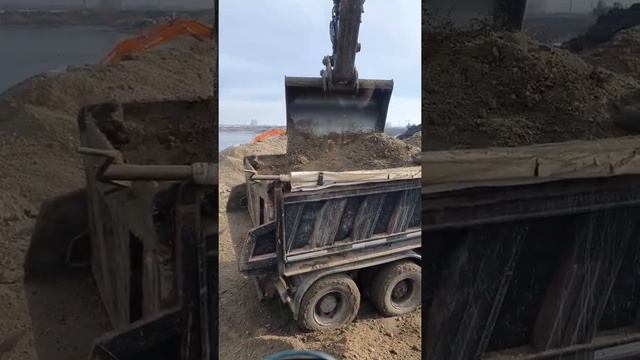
xmin=290 ymin=166 xmax=421 ymax=191
xmin=422 ymin=137 xmax=640 ymax=194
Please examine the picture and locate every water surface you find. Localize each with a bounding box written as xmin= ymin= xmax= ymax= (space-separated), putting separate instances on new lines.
xmin=219 ymin=129 xmax=263 ymax=151
xmin=0 ymin=25 xmax=128 ymax=93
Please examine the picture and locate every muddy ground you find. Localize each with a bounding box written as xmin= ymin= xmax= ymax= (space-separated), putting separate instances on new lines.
xmin=218 ymin=137 xmax=422 ymax=360
xmin=0 ymin=38 xmax=215 ymax=360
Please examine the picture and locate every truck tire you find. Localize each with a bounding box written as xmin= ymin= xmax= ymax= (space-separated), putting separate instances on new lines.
xmin=297 ymin=274 xmax=360 ymax=332
xmin=371 ymin=260 xmax=421 ymax=317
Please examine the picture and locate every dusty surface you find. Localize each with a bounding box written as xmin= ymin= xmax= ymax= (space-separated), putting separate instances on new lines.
xmin=218 ymin=137 xmax=422 ymax=360
xmin=424 ymin=30 xmax=640 ymax=151
xmin=0 ymin=38 xmax=215 ymax=360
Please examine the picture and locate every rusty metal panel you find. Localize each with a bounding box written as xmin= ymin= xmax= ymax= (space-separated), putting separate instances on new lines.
xmin=283 ymin=182 xmax=421 ymax=251
xmin=308 ymin=199 xmax=348 ymax=248
xmin=423 ymin=174 xmax=640 ymax=358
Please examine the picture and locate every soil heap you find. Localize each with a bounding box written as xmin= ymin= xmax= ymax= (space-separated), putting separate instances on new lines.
xmin=424 ymin=30 xmax=639 ymax=151
xmin=286 ymin=132 xmax=420 ymax=172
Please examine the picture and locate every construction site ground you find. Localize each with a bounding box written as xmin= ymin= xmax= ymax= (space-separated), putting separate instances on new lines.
xmin=218 ymin=136 xmax=422 ymax=360
xmin=0 ymin=38 xmax=215 ymax=360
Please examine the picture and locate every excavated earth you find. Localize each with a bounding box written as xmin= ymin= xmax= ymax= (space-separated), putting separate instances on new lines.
xmin=0 ymin=39 xmax=215 ymax=360
xmin=218 ymin=135 xmax=422 ymax=360
xmin=424 ymin=29 xmax=640 ymax=151
xmin=254 ymin=132 xmax=421 ymax=173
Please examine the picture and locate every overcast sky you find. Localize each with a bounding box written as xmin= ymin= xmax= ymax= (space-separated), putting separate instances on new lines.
xmin=219 ymin=1 xmax=421 ymax=127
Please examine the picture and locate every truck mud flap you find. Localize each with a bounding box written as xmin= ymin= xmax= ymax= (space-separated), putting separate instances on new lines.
xmin=239 ymin=221 xmax=278 ymax=275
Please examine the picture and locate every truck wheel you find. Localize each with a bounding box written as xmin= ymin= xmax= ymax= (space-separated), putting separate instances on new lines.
xmin=371 ymin=260 xmax=421 ymax=317
xmin=298 ymin=274 xmax=360 ymax=332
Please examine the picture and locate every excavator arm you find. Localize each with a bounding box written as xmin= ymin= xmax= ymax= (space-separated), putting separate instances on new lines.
xmin=101 ymin=19 xmax=213 ymax=65
xmin=322 ymin=0 xmax=364 ymax=89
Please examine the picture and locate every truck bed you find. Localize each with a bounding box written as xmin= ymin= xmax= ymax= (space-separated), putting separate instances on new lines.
xmin=239 ymin=154 xmax=421 ymax=278
xmin=421 ymin=137 xmax=640 ymax=359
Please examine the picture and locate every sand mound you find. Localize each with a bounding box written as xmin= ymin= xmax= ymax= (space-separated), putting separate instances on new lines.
xmin=424 ymin=30 xmax=639 ymax=150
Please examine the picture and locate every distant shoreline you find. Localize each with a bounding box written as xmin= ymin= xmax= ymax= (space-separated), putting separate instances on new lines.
xmin=220 ymin=125 xmax=283 ymax=132
xmin=0 ymin=8 xmax=213 ymax=31
xmin=220 ymin=125 xmax=410 ymax=136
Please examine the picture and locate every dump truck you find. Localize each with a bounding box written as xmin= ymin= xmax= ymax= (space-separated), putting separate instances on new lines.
xmin=421 ymin=138 xmax=640 ymax=360
xmin=75 ymin=99 xmax=218 ymax=360
xmin=239 ymin=157 xmax=422 ymax=331
xmin=237 ymin=0 xmax=422 ymax=331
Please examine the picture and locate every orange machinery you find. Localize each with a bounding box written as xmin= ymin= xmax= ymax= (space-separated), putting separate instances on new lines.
xmin=253 ymin=128 xmax=287 ymax=143
xmin=101 ymin=18 xmax=213 ymax=65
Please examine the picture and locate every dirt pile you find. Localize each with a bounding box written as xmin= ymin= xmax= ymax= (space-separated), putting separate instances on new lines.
xmin=286 ymin=132 xmax=420 ymax=172
xmin=582 ymin=26 xmax=640 ymax=81
xmin=424 ymin=30 xmax=639 ymax=150
xmin=0 ymin=39 xmax=215 ymax=360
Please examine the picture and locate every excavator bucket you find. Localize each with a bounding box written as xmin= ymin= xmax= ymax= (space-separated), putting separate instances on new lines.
xmin=285 ymin=76 xmax=393 ymax=146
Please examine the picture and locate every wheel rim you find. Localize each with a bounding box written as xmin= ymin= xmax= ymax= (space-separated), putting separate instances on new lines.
xmin=390 ymin=277 xmax=417 ymax=308
xmin=313 ymin=291 xmax=348 ymax=326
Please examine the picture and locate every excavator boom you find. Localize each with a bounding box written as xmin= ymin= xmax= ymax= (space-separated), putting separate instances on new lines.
xmin=101 ymin=19 xmax=213 ymax=65
xmin=329 ymin=0 xmax=363 ymax=84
